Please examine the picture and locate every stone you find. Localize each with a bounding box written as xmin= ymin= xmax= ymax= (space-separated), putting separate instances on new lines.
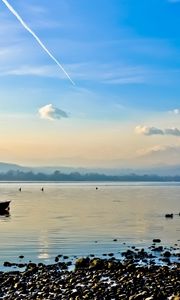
xmin=165 ymin=213 xmax=173 ymax=218
xmin=163 ymin=251 xmax=171 ymax=257
xmin=63 ymin=256 xmax=69 ymax=260
xmin=152 ymin=239 xmax=161 ymax=243
xmin=75 ymin=257 xmax=90 ymax=269
xmin=54 ymin=257 xmax=59 ymax=262
xmin=89 ymin=258 xmax=104 ymax=270
xmin=108 ymin=253 xmax=114 ymax=257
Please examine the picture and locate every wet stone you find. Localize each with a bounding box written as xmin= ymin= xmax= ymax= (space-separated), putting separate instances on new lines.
xmin=165 ymin=213 xmax=173 ymax=218
xmin=163 ymin=251 xmax=171 ymax=257
xmin=63 ymin=256 xmax=69 ymax=260
xmin=152 ymin=239 xmax=161 ymax=243
xmin=3 ymin=262 xmax=13 ymax=267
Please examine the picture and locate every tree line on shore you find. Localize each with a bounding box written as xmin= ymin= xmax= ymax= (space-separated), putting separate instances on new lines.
xmin=0 ymin=170 xmax=180 ymax=181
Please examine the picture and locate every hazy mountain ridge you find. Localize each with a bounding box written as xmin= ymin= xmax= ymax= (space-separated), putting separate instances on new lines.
xmin=1 ymin=162 xmax=180 ymax=177
xmin=0 ymin=162 xmax=29 ymax=173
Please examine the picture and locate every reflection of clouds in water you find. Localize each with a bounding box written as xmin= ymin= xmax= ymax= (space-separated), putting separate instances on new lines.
xmin=38 ymin=253 xmax=49 ymax=259
xmin=113 ymin=200 xmax=124 ymax=203
xmin=0 ymin=183 xmax=179 ymax=266
xmin=38 ymin=231 xmax=50 ymax=260
xmin=0 ymin=213 xmax=11 ymax=221
xmin=54 ymin=215 xmax=72 ymax=220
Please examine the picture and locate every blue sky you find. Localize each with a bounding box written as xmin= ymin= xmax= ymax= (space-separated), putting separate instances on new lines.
xmin=0 ymin=0 xmax=180 ymax=167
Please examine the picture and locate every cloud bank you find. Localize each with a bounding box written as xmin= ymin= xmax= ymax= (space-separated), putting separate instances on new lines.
xmin=136 ymin=144 xmax=180 ymax=166
xmin=137 ymin=144 xmax=180 ymax=156
xmin=38 ymin=104 xmax=68 ymax=120
xmin=135 ymin=125 xmax=180 ymax=137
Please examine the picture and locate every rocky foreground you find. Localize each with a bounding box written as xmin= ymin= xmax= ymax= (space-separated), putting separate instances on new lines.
xmin=0 ymin=255 xmax=179 ymax=300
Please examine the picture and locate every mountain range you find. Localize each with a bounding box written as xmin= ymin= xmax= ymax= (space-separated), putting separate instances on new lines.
xmin=1 ymin=162 xmax=180 ymax=176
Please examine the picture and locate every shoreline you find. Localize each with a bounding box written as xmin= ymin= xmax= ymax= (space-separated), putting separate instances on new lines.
xmin=1 ymin=242 xmax=179 ymax=271
xmin=0 ymin=247 xmax=180 ymax=299
xmin=0 ymin=258 xmax=179 ymax=300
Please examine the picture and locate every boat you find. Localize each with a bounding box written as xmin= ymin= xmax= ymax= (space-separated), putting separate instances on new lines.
xmin=0 ymin=201 xmax=11 ymax=212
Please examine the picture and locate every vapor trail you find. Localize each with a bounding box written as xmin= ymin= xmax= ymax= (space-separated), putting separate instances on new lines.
xmin=1 ymin=0 xmax=75 ymax=85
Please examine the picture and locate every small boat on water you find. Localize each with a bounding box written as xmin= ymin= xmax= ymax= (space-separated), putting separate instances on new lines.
xmin=0 ymin=201 xmax=11 ymax=212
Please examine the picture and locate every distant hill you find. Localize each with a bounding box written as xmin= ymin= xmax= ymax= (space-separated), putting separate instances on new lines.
xmin=0 ymin=169 xmax=180 ymax=181
xmin=0 ymin=162 xmax=131 ymax=175
xmin=0 ymin=162 xmax=29 ymax=173
xmin=1 ymin=162 xmax=180 ymax=177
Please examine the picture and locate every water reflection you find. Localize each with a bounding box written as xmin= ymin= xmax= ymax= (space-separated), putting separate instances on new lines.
xmin=0 ymin=182 xmax=179 ymax=266
xmin=38 ymin=231 xmax=50 ymax=261
xmin=0 ymin=210 xmax=10 ymax=220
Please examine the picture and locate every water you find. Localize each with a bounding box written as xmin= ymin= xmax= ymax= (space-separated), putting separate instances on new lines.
xmin=0 ymin=182 xmax=179 ymax=269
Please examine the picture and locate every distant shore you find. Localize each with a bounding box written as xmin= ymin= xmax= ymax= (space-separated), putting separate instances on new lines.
xmin=2 ymin=170 xmax=180 ymax=182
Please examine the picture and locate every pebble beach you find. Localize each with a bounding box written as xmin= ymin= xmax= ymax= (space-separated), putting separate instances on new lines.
xmin=0 ymin=246 xmax=180 ymax=300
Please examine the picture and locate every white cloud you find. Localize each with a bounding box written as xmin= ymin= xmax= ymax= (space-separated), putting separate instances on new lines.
xmin=2 ymin=60 xmax=179 ymax=87
xmin=170 ymin=108 xmax=180 ymax=115
xmin=1 ymin=65 xmax=55 ymax=77
xmin=135 ymin=125 xmax=180 ymax=137
xmin=165 ymin=128 xmax=180 ymax=136
xmin=135 ymin=125 xmax=164 ymax=136
xmin=38 ymin=104 xmax=68 ymax=120
xmin=0 ymin=62 xmax=149 ymax=85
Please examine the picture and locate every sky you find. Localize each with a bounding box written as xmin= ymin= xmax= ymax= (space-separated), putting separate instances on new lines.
xmin=0 ymin=0 xmax=180 ymax=168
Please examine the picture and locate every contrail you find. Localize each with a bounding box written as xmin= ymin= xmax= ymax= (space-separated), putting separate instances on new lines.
xmin=1 ymin=0 xmax=75 ymax=85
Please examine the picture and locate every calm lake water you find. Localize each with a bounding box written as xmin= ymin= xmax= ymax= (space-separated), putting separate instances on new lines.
xmin=0 ymin=182 xmax=179 ymax=269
